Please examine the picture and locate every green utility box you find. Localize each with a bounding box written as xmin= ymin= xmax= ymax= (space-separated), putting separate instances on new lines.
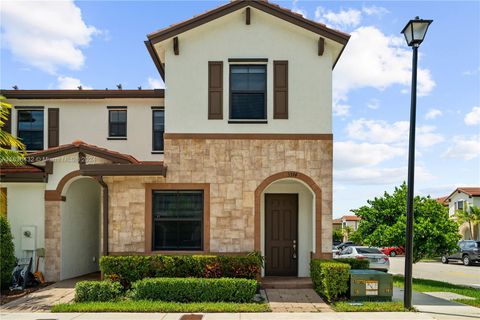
xmin=349 ymin=269 xmax=393 ymax=301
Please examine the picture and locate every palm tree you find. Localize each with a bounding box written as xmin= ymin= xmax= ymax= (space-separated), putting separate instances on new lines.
xmin=0 ymin=96 xmax=25 ymax=165
xmin=342 ymin=226 xmax=353 ymax=241
xmin=1 ymin=96 xmax=26 ymax=211
xmin=454 ymin=205 xmax=480 ymax=240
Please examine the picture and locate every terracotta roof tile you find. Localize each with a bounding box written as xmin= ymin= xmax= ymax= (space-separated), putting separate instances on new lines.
xmin=0 ymin=164 xmax=43 ymax=174
xmin=26 ymin=141 xmax=139 ymax=164
xmin=341 ymin=215 xmax=361 ymax=221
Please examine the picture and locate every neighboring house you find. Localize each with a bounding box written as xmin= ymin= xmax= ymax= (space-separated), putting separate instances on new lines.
xmin=0 ymin=0 xmax=349 ymax=280
xmin=332 ymin=218 xmax=342 ymax=230
xmin=340 ymin=215 xmax=361 ymax=231
xmin=439 ymin=187 xmax=480 ymax=240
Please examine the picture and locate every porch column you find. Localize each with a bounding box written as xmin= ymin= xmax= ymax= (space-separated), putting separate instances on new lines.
xmin=44 ymin=200 xmax=61 ymax=281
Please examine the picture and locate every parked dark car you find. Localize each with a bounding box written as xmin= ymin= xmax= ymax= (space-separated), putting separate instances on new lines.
xmin=334 ymin=241 xmax=356 ymax=252
xmin=442 ymin=240 xmax=480 ymax=266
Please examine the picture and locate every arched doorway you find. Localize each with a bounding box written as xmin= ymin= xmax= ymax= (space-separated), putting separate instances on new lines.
xmin=60 ymin=177 xmax=101 ymax=280
xmin=255 ymin=172 xmax=322 ymax=277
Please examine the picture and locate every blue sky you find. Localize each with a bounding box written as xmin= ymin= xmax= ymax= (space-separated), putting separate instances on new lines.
xmin=1 ymin=1 xmax=479 ymax=217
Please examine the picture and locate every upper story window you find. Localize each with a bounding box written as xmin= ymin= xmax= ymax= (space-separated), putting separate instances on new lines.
xmin=455 ymin=200 xmax=466 ymax=212
xmin=229 ymin=65 xmax=266 ymax=121
xmin=108 ymin=108 xmax=127 ymax=139
xmin=17 ymin=110 xmax=44 ymax=151
xmin=152 ymin=108 xmax=165 ymax=153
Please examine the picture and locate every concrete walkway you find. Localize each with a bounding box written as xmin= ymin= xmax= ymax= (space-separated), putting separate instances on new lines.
xmin=0 ymin=273 xmax=99 ymax=312
xmin=265 ymin=288 xmax=332 ymax=312
xmin=0 ymin=312 xmax=439 ymax=320
xmin=393 ymin=287 xmax=480 ymax=320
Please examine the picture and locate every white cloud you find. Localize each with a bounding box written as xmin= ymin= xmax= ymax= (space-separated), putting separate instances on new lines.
xmin=1 ymin=1 xmax=98 ymax=74
xmin=291 ymin=0 xmax=307 ymax=18
xmin=335 ymin=141 xmax=405 ymax=170
xmin=315 ymin=7 xmax=362 ymax=29
xmin=425 ymin=108 xmax=443 ymax=120
xmin=147 ymin=77 xmax=164 ymax=89
xmin=367 ymin=99 xmax=380 ymax=110
xmin=333 ymin=26 xmax=435 ymax=108
xmin=443 ymin=135 xmax=480 ymax=160
xmin=333 ymin=103 xmax=351 ymax=117
xmin=464 ymin=106 xmax=480 ymax=126
xmin=345 ymin=118 xmax=443 ymax=147
xmin=56 ymin=76 xmax=92 ymax=90
xmin=362 ymin=6 xmax=389 ymax=17
xmin=335 ymin=165 xmax=434 ymax=185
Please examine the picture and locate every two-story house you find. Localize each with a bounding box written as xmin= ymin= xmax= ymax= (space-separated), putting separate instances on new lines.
xmin=0 ymin=0 xmax=349 ymax=281
xmin=439 ymin=187 xmax=480 ymax=240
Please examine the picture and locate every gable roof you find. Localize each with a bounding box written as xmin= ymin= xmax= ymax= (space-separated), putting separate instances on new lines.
xmin=147 ymin=0 xmax=349 ymax=45
xmin=26 ymin=140 xmax=139 ymax=164
xmin=445 ymin=187 xmax=480 ymax=201
xmin=146 ymin=0 xmax=350 ymax=79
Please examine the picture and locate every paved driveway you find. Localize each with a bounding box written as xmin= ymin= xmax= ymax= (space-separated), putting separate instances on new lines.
xmin=389 ymin=257 xmax=480 ymax=288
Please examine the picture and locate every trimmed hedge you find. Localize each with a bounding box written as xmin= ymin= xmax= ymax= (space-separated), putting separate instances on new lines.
xmin=0 ymin=216 xmax=16 ymax=289
xmin=310 ymin=260 xmax=350 ymax=303
xmin=335 ymin=258 xmax=370 ymax=270
xmin=75 ymin=280 xmax=123 ymax=302
xmin=131 ymin=277 xmax=257 ymax=303
xmin=100 ymin=252 xmax=262 ymax=288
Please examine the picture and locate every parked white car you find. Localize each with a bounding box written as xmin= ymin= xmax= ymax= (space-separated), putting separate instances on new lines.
xmin=335 ymin=246 xmax=390 ymax=271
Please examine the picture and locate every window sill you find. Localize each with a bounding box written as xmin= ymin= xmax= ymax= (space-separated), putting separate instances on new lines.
xmin=228 ymin=120 xmax=268 ymax=124
xmin=151 ymin=151 xmax=164 ymax=154
xmin=107 ymin=137 xmax=127 ymax=140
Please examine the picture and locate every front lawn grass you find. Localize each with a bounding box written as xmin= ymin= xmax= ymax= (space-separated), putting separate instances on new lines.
xmin=332 ymin=301 xmax=406 ymax=312
xmin=51 ymin=300 xmax=271 ymax=313
xmin=393 ymin=275 xmax=480 ymax=308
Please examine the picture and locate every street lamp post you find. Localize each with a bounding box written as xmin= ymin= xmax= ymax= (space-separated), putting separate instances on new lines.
xmin=401 ymin=17 xmax=433 ymax=310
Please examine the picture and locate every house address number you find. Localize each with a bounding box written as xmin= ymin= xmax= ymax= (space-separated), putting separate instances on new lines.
xmin=287 ymin=171 xmax=298 ymax=177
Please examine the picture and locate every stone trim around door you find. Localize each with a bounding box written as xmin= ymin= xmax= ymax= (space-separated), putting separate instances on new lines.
xmin=254 ymin=171 xmax=323 ymax=257
xmin=144 ymin=183 xmax=211 ymax=254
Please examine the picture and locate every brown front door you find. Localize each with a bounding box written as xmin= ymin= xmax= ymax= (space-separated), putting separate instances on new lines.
xmin=265 ymin=194 xmax=298 ymax=276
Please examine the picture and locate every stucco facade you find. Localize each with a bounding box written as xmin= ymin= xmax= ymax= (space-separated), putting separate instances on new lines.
xmin=1 ymin=0 xmax=349 ymax=281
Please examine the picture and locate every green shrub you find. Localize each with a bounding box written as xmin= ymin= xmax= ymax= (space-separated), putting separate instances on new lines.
xmin=0 ymin=216 xmax=16 ymax=289
xmin=131 ymin=277 xmax=257 ymax=303
xmin=75 ymin=280 xmax=123 ymax=302
xmin=310 ymin=259 xmax=350 ymax=303
xmin=100 ymin=252 xmax=262 ymax=288
xmin=335 ymin=258 xmax=369 ymax=270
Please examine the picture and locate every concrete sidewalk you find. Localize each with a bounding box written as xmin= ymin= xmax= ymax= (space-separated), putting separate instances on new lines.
xmin=0 ymin=312 xmax=438 ymax=320
xmin=393 ymin=287 xmax=480 ymax=320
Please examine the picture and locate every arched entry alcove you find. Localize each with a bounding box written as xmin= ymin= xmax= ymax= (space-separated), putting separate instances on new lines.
xmin=60 ymin=177 xmax=101 ymax=280
xmin=255 ymin=172 xmax=322 ymax=277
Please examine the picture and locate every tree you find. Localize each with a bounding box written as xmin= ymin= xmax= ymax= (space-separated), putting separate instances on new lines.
xmin=0 ymin=96 xmax=26 ymax=165
xmin=351 ymin=183 xmax=460 ymax=262
xmin=342 ymin=226 xmax=353 ymax=241
xmin=0 ymin=216 xmax=16 ymax=288
xmin=333 ymin=228 xmax=343 ymax=243
xmin=454 ymin=205 xmax=480 ymax=240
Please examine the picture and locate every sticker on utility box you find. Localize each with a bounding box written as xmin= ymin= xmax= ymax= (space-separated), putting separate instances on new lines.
xmin=365 ymin=280 xmax=379 ymax=295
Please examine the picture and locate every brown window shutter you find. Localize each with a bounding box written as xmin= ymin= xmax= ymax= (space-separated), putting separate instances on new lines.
xmin=208 ymin=61 xmax=223 ymax=119
xmin=48 ymin=108 xmax=60 ymax=148
xmin=274 ymin=60 xmax=288 ymax=119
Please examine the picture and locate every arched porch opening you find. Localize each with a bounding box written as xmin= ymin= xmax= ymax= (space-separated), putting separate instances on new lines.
xmin=60 ymin=176 xmax=101 ymax=280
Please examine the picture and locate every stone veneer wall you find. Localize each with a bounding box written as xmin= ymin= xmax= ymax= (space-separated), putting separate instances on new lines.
xmin=44 ymin=201 xmax=61 ymax=281
xmin=105 ymin=138 xmax=332 ymax=254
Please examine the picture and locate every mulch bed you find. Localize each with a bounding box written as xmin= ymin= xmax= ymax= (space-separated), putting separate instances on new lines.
xmin=1 ymin=282 xmax=54 ymax=305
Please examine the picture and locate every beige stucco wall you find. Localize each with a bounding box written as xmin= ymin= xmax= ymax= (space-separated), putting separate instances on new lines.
xmin=162 ymin=8 xmax=337 ymax=134
xmin=7 ymin=98 xmax=164 ymax=161
xmin=106 ymin=138 xmax=332 ymax=257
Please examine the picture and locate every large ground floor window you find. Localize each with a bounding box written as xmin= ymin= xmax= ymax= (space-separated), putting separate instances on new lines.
xmin=152 ymin=190 xmax=203 ymax=251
